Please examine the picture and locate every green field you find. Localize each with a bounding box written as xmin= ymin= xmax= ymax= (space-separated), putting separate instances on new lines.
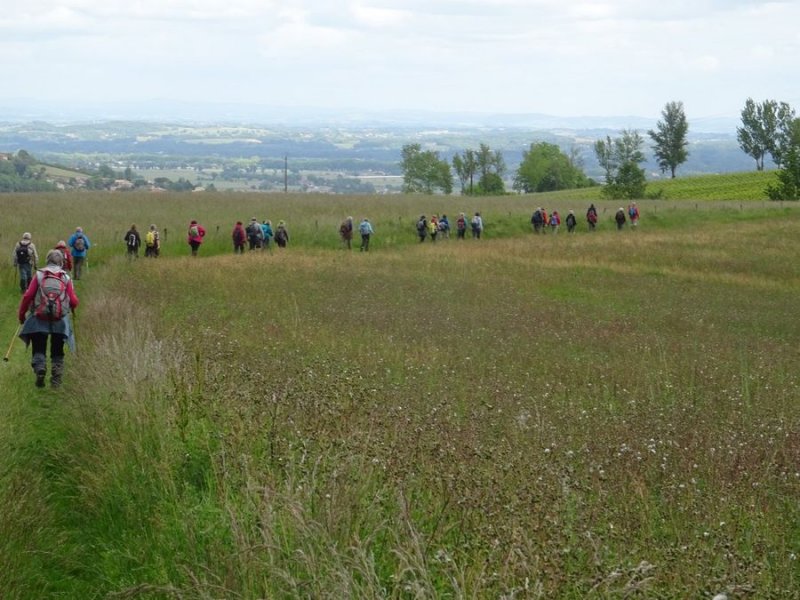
xmin=1 ymin=192 xmax=798 ymax=597
xmin=533 ymin=170 xmax=780 ymax=203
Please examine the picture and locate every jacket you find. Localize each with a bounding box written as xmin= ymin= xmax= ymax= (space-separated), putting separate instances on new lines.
xmin=18 ymin=266 xmax=79 ymax=341
xmin=55 ymin=245 xmax=73 ymax=271
xmin=68 ymin=232 xmax=91 ymax=257
xmin=12 ymin=240 xmax=38 ymax=268
xmin=232 ymin=224 xmax=247 ymax=245
xmin=124 ymin=229 xmax=141 ymax=249
xmin=187 ymin=223 xmax=206 ymax=244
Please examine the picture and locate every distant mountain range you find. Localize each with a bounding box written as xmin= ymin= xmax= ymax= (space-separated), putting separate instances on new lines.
xmin=0 ymin=98 xmax=741 ymax=134
xmin=0 ymin=100 xmax=762 ymax=179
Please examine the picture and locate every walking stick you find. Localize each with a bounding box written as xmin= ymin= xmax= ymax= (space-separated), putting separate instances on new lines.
xmin=4 ymin=324 xmax=21 ymax=362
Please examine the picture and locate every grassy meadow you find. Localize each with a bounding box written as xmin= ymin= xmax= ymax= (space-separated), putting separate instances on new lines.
xmin=0 ymin=191 xmax=798 ymax=598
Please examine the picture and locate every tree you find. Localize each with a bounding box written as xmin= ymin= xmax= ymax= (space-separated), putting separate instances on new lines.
xmin=513 ymin=142 xmax=593 ymax=193
xmin=594 ymin=129 xmax=647 ymax=199
xmin=452 ymin=149 xmax=478 ymax=195
xmin=453 ymin=144 xmax=506 ymax=195
xmin=737 ymin=98 xmax=795 ymax=170
xmin=772 ymin=103 xmax=797 ymax=167
xmin=400 ymin=144 xmax=453 ymax=194
xmin=766 ymin=117 xmax=800 ymax=200
xmin=476 ymin=144 xmax=506 ymax=194
xmin=648 ymin=101 xmax=689 ymax=178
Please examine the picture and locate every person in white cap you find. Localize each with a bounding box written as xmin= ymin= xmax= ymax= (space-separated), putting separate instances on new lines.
xmin=12 ymin=232 xmax=39 ymax=293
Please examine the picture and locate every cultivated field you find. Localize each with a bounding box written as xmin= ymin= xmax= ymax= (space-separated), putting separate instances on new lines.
xmin=0 ymin=193 xmax=798 ymax=598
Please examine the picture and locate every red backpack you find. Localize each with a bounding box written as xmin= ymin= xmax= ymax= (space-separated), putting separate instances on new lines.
xmin=34 ymin=270 xmax=68 ymax=321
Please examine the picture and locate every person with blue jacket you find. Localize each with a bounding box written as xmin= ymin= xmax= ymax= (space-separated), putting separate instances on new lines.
xmin=359 ymin=217 xmax=374 ymax=252
xmin=67 ymin=226 xmax=91 ymax=280
xmin=261 ymin=220 xmax=274 ymax=250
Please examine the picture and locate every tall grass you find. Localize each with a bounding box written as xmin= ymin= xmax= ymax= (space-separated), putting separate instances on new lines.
xmin=1 ymin=193 xmax=798 ymax=597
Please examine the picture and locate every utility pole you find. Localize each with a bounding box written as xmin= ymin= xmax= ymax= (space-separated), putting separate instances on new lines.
xmin=284 ymin=155 xmax=288 ymax=193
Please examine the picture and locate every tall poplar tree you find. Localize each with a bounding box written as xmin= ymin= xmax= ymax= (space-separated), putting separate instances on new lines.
xmin=648 ymin=101 xmax=689 ymax=178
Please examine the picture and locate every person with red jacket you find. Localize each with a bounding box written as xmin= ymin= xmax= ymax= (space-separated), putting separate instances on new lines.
xmin=187 ymin=219 xmax=206 ymax=256
xmin=54 ymin=240 xmax=73 ymax=272
xmin=18 ymin=249 xmax=79 ymax=388
xmin=549 ymin=210 xmax=561 ymax=233
xmin=232 ymin=221 xmax=246 ymax=254
xmin=628 ymin=202 xmax=640 ymax=227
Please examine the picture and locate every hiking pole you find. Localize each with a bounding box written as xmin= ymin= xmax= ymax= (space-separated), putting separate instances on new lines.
xmin=4 ymin=324 xmax=21 ymax=362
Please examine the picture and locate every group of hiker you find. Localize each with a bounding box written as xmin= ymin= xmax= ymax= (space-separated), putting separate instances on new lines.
xmin=12 ymin=227 xmax=90 ymax=291
xmin=338 ymin=217 xmax=375 ymax=252
xmin=415 ymin=212 xmax=484 ymax=242
xmin=230 ymin=218 xmax=289 ymax=254
xmin=532 ymin=203 xmax=640 ymax=233
xmin=11 ymin=228 xmax=86 ymax=389
xmin=123 ymin=223 xmax=162 ymax=259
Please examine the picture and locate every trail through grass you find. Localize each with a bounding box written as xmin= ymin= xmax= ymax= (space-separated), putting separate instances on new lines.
xmin=0 ymin=194 xmax=798 ymax=597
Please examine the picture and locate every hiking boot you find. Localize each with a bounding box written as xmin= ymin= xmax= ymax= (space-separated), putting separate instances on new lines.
xmin=32 ymin=353 xmax=47 ymax=388
xmin=51 ymin=360 xmax=64 ymax=388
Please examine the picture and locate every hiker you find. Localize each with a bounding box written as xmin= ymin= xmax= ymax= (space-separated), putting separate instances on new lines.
xmin=55 ymin=240 xmax=73 ymax=272
xmin=565 ymin=210 xmax=577 ymax=233
xmin=12 ymin=232 xmax=39 ymax=294
xmin=615 ymin=207 xmax=627 ymax=230
xmin=274 ymin=220 xmax=289 ymax=248
xmin=261 ymin=220 xmax=273 ymax=250
xmin=187 ymin=220 xmax=206 ymax=256
xmin=247 ymin=217 xmax=264 ymax=250
xmin=456 ymin=213 xmax=467 ymax=240
xmin=429 ymin=215 xmax=439 ymax=243
xmin=67 ymin=227 xmax=91 ymax=280
xmin=359 ymin=217 xmax=374 ymax=252
xmin=439 ymin=214 xmax=450 ymax=239
xmin=416 ymin=215 xmax=428 ymax=242
xmin=549 ymin=210 xmax=561 ymax=233
xmin=144 ymin=224 xmax=160 ymax=258
xmin=628 ymin=202 xmax=640 ymax=227
xmin=124 ymin=224 xmax=141 ymax=259
xmin=471 ymin=212 xmax=483 ymax=239
xmin=340 ymin=216 xmax=354 ymax=250
xmin=232 ymin=221 xmax=247 ymax=254
xmin=17 ymin=249 xmax=79 ymax=388
xmin=531 ymin=208 xmax=544 ymax=234
xmin=586 ymin=204 xmax=598 ymax=231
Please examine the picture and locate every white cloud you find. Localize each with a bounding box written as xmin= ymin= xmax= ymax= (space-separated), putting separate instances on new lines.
xmin=2 ymin=0 xmax=800 ymax=117
xmin=350 ymin=3 xmax=412 ymax=27
xmin=690 ymin=55 xmax=722 ymax=72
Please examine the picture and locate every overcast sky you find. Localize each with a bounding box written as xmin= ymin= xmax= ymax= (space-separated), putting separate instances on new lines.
xmin=3 ymin=0 xmax=799 ymax=120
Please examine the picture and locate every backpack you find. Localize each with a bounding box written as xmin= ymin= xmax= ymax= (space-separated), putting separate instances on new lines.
xmin=457 ymin=217 xmax=466 ymax=230
xmin=16 ymin=244 xmax=31 ymax=265
xmin=629 ymin=206 xmax=636 ymax=218
xmin=189 ymin=225 xmax=199 ymax=237
xmin=248 ymin=223 xmax=263 ymax=240
xmin=145 ymin=231 xmax=156 ymax=247
xmin=417 ymin=219 xmax=426 ymax=233
xmin=588 ymin=211 xmax=597 ymax=224
xmin=127 ymin=232 xmax=138 ymax=248
xmin=73 ymin=235 xmax=86 ymax=252
xmin=34 ymin=270 xmax=68 ymax=321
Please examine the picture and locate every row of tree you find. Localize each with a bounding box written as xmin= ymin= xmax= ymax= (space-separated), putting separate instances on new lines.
xmin=737 ymin=99 xmax=800 ymax=200
xmin=401 ymin=99 xmax=800 ymax=200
